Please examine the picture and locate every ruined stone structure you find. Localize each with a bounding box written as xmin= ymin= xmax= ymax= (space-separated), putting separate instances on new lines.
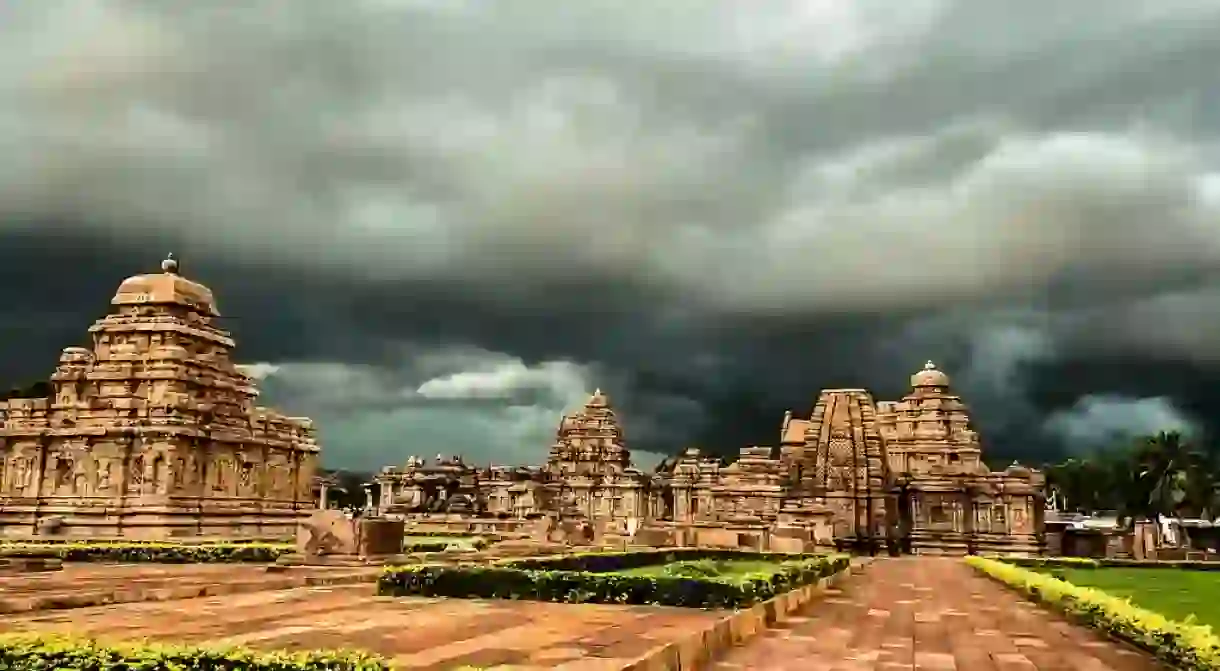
xmin=0 ymin=256 xmax=320 ymax=539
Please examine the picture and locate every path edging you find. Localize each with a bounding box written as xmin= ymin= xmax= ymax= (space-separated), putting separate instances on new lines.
xmin=621 ymin=558 xmax=870 ymax=671
xmin=965 ymin=555 xmax=1220 ymax=671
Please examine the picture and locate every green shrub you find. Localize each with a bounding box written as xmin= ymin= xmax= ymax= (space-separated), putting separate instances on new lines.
xmin=1000 ymin=556 xmax=1220 ymax=572
xmin=0 ymin=542 xmax=291 ymax=563
xmin=504 ymin=548 xmax=824 ymax=572
xmin=400 ymin=531 xmax=482 ymax=538
xmin=379 ymin=552 xmax=849 ymax=609
xmin=401 ymin=541 xmax=453 ymax=553
xmin=968 ymin=556 xmax=1220 ymax=670
xmin=0 ymin=632 xmax=390 ymax=671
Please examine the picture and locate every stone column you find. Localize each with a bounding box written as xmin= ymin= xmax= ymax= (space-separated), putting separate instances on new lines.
xmin=319 ymin=484 xmax=329 ymax=509
xmin=363 ymin=484 xmax=375 ymax=515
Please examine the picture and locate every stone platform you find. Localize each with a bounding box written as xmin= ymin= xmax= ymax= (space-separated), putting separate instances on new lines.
xmin=0 ymin=563 xmax=378 ymax=615
xmin=0 ymin=583 xmax=721 ymax=669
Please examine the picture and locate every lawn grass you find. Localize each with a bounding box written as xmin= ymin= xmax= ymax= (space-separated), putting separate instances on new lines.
xmin=1037 ymin=566 xmax=1220 ymax=630
xmin=402 ymin=535 xmax=474 ymax=544
xmin=617 ymin=558 xmax=793 ymax=583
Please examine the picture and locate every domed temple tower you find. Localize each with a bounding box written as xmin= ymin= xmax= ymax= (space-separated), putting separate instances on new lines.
xmin=874 ymin=362 xmax=1042 ymax=555
xmin=545 ymin=389 xmax=630 ymax=477
xmin=876 ymin=361 xmax=984 ymax=476
xmin=0 ymin=256 xmax=320 ymax=539
xmin=542 ymin=389 xmax=649 ymax=520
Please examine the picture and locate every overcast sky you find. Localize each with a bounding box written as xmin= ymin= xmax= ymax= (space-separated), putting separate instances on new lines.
xmin=3 ymin=1 xmax=1219 ymax=472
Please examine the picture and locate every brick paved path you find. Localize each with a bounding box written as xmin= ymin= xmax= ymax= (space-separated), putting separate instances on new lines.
xmin=714 ymin=557 xmax=1165 ymax=671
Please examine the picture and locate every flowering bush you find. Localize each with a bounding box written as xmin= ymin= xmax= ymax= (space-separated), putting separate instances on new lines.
xmin=0 ymin=632 xmax=390 ymax=671
xmin=967 ymin=556 xmax=1220 ymax=670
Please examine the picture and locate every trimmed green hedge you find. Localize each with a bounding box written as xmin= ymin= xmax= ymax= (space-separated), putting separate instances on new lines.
xmin=0 ymin=632 xmax=391 ymax=671
xmin=401 ymin=538 xmax=490 ymax=553
xmin=379 ymin=551 xmax=849 ymax=609
xmin=401 ymin=530 xmax=482 ymax=538
xmin=504 ymin=549 xmax=817 ymax=572
xmin=968 ymin=556 xmax=1220 ymax=670
xmin=0 ymin=542 xmax=292 ymax=563
xmin=1002 ymin=556 xmax=1220 ymax=572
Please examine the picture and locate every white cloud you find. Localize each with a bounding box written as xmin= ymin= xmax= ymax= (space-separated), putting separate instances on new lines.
xmin=245 ymin=349 xmax=667 ymax=471
xmin=416 ymin=359 xmax=591 ymax=403
xmin=1044 ymin=395 xmax=1197 ymax=452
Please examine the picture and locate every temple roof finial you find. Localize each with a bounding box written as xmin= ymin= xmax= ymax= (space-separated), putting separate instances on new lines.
xmin=161 ymin=253 xmax=178 ymax=274
xmin=912 ymin=359 xmax=950 ymax=388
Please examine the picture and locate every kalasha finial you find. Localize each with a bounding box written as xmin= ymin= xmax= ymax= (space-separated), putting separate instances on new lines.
xmin=924 ymin=360 xmax=937 ymax=370
xmin=161 ymin=253 xmax=178 ymax=274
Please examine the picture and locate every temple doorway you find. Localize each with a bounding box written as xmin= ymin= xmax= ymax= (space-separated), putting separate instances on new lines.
xmin=889 ymin=490 xmax=914 ymax=555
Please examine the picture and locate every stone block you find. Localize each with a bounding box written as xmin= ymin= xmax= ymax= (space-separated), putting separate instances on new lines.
xmin=296 ymin=510 xmax=359 ymax=557
xmin=769 ymin=535 xmax=809 ymax=553
xmin=359 ymin=517 xmax=405 ymax=556
xmin=633 ymin=527 xmax=679 ymax=547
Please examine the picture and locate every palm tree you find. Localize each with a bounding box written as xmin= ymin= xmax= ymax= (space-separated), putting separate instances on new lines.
xmin=1180 ymin=446 xmax=1220 ymax=521
xmin=1113 ymin=431 xmax=1193 ymax=546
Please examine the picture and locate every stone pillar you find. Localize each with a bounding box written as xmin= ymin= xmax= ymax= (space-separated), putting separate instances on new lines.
xmin=319 ymin=484 xmax=329 ymax=509
xmin=673 ymin=485 xmax=690 ymax=522
xmin=363 ymin=484 xmax=375 ymax=515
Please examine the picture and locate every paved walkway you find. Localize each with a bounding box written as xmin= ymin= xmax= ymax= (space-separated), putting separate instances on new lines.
xmin=714 ymin=557 xmax=1165 ymax=671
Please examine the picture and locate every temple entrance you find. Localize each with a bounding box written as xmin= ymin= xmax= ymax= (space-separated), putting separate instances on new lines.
xmin=888 ymin=490 xmax=914 ymax=555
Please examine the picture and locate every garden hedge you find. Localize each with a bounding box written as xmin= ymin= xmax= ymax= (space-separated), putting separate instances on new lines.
xmin=0 ymin=632 xmax=391 ymax=671
xmin=400 ymin=530 xmax=482 ymax=538
xmin=1001 ymin=556 xmax=1220 ymax=572
xmin=503 ymin=548 xmax=822 ymax=572
xmin=0 ymin=542 xmax=291 ymax=563
xmin=379 ymin=551 xmax=849 ymax=609
xmin=967 ymin=556 xmax=1220 ymax=671
xmin=401 ymin=538 xmax=490 ymax=553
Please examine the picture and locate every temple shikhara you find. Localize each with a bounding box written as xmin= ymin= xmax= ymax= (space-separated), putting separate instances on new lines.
xmin=0 ymin=256 xmax=320 ymax=539
xmin=374 ymin=362 xmax=1045 ymax=555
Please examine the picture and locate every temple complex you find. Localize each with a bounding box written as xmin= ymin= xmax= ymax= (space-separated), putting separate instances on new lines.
xmin=372 ymin=361 xmax=1045 ymax=555
xmin=375 ymin=389 xmax=656 ymax=523
xmin=0 ymin=256 xmax=321 ymax=539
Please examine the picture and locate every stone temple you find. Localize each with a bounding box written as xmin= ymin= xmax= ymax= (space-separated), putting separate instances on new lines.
xmin=0 ymin=256 xmax=320 ymax=539
xmin=373 ymin=362 xmax=1044 ymax=555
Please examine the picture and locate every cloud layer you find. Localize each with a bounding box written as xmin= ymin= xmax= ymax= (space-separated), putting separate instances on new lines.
xmin=4 ymin=1 xmax=1220 ymax=470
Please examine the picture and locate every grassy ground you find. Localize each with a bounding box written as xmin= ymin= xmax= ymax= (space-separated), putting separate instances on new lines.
xmin=618 ymin=559 xmax=791 ymax=583
xmin=402 ymin=535 xmax=488 ymax=550
xmin=1039 ymin=566 xmax=1220 ymax=630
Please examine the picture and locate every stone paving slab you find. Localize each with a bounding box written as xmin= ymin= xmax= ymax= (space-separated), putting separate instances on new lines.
xmin=0 ymin=563 xmax=379 ymax=614
xmin=0 ymin=583 xmax=721 ymax=669
xmin=712 ymin=557 xmax=1168 ymax=671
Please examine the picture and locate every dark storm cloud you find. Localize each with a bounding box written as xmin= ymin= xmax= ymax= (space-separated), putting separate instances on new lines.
xmin=3 ymin=1 xmax=1220 ymax=470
